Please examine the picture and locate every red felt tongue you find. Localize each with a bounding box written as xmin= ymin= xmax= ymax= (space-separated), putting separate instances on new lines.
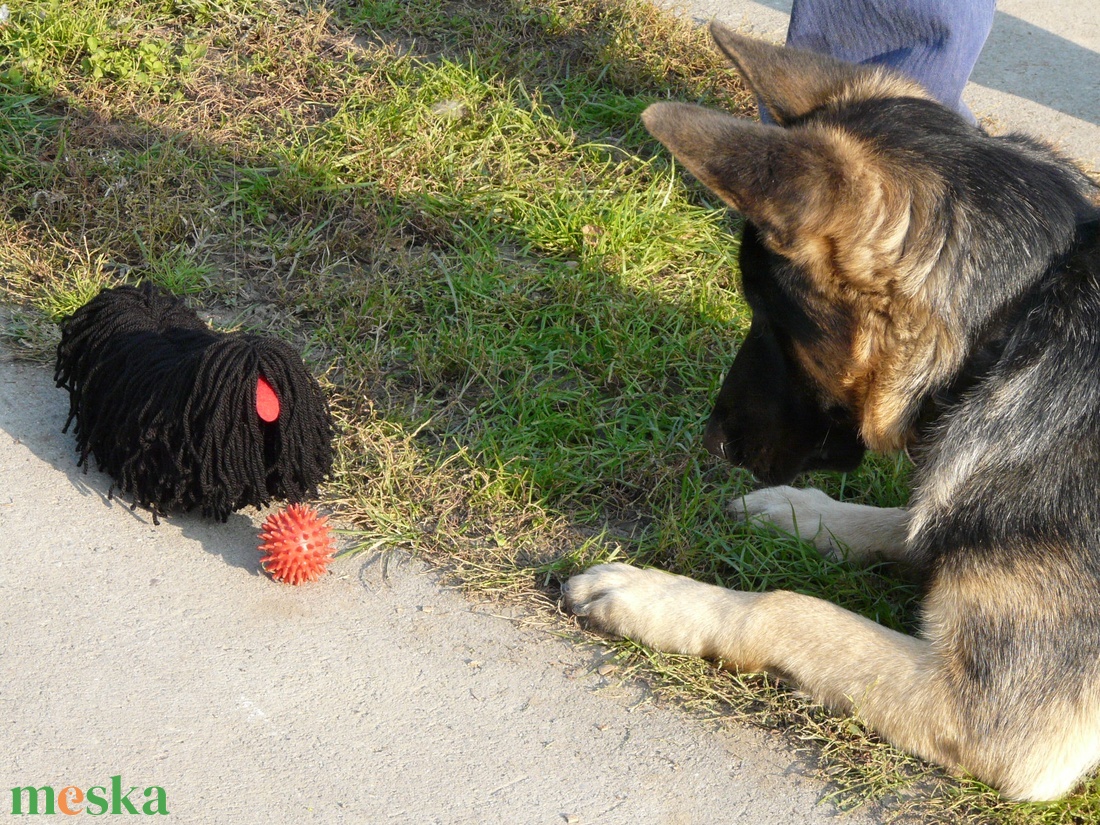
xmin=256 ymin=375 xmax=281 ymax=423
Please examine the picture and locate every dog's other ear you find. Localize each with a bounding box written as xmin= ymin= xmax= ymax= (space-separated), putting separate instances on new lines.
xmin=709 ymin=21 xmax=927 ymax=124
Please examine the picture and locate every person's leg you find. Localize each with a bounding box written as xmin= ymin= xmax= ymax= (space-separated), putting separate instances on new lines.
xmin=780 ymin=0 xmax=995 ymax=122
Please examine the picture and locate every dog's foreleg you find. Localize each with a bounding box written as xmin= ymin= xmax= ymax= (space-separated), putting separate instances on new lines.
xmin=565 ymin=561 xmax=1100 ymax=801
xmin=564 ymin=563 xmax=951 ymax=765
xmin=734 ymin=486 xmax=912 ymax=567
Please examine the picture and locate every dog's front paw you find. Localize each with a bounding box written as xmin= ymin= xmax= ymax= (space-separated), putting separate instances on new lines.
xmin=731 ymin=486 xmax=910 ymax=566
xmin=563 ymin=563 xmax=754 ymax=659
xmin=562 ymin=562 xmax=666 ymax=639
xmin=732 ymin=486 xmax=838 ymax=553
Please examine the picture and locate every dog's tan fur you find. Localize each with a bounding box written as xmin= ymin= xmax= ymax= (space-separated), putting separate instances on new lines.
xmin=565 ymin=23 xmax=1100 ymax=801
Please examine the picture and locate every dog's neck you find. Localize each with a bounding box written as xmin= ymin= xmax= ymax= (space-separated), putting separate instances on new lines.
xmin=914 ymin=216 xmax=1100 ymax=445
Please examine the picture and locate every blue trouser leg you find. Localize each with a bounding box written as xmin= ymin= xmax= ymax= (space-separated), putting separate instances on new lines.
xmin=775 ymin=0 xmax=996 ymax=123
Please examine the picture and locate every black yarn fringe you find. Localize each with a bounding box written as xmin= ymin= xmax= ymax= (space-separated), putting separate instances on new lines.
xmin=55 ymin=283 xmax=334 ymax=522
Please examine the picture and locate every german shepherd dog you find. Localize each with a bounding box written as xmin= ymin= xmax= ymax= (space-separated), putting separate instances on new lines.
xmin=564 ymin=22 xmax=1100 ymax=800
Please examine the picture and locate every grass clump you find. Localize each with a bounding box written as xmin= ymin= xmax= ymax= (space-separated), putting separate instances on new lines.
xmin=2 ymin=0 xmax=1097 ymax=821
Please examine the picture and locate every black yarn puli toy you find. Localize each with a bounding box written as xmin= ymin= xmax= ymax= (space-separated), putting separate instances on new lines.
xmin=54 ymin=282 xmax=334 ymax=522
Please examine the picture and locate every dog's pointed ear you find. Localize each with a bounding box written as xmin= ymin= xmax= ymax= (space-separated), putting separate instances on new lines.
xmin=641 ymin=102 xmax=860 ymax=249
xmin=708 ymin=21 xmax=924 ymax=124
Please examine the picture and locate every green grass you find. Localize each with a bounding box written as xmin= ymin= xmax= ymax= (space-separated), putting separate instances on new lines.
xmin=1 ymin=1 xmax=1097 ymax=821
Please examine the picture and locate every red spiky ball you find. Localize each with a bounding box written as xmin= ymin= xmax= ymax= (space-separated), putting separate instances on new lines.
xmin=258 ymin=504 xmax=334 ymax=585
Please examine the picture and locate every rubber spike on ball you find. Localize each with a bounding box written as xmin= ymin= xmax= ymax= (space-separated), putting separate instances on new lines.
xmin=259 ymin=504 xmax=335 ymax=585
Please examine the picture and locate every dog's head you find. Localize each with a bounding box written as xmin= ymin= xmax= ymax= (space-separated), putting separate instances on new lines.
xmin=648 ymin=23 xmax=1096 ymax=485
